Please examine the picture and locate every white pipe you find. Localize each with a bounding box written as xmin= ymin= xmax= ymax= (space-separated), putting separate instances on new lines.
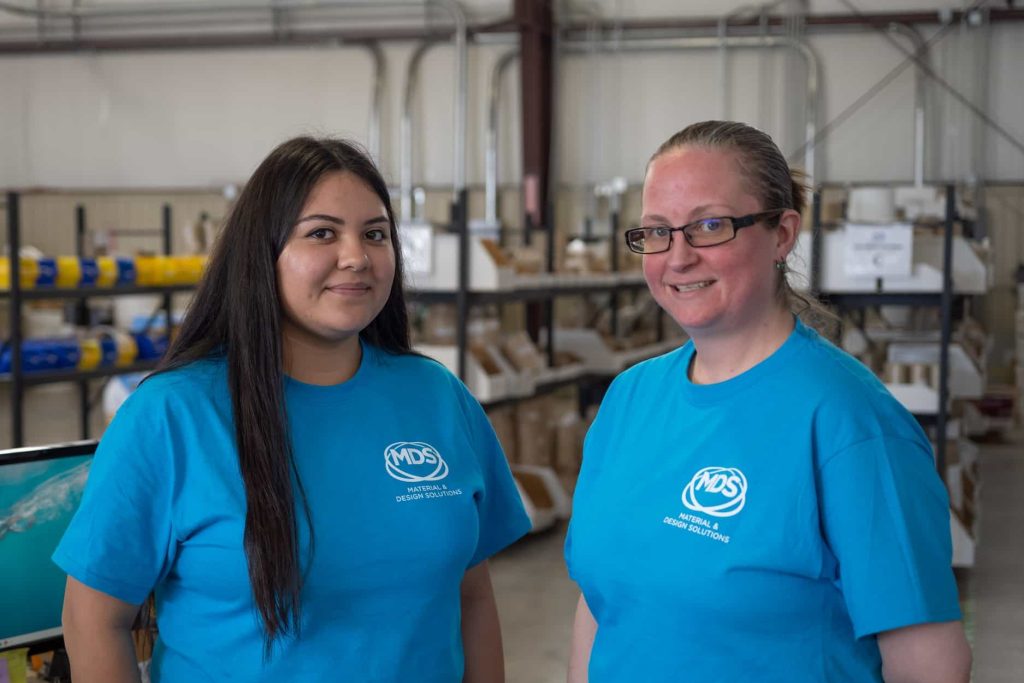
xmin=397 ymin=0 xmax=467 ymax=212
xmin=360 ymin=40 xmax=386 ymax=164
xmin=486 ymin=48 xmax=518 ymax=224
xmin=888 ymin=22 xmax=928 ymax=187
xmin=0 ymin=0 xmax=422 ymax=19
xmin=717 ymin=17 xmax=729 ymax=119
xmin=401 ymin=39 xmax=436 ymax=224
xmin=436 ymin=0 xmax=468 ymax=198
xmin=561 ymin=34 xmax=821 ymax=188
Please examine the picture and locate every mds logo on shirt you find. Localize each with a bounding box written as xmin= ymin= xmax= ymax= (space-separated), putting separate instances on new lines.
xmin=385 ymin=442 xmax=450 ymax=482
xmin=682 ymin=466 xmax=747 ymax=517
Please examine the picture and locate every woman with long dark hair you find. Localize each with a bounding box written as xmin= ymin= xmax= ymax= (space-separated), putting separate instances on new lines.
xmin=54 ymin=137 xmax=530 ymax=682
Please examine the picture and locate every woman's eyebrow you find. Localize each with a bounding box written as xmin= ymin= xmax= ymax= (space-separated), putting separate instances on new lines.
xmin=296 ymin=213 xmax=343 ymax=225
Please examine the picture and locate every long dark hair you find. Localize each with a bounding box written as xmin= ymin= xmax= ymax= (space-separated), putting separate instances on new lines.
xmin=155 ymin=137 xmax=411 ymax=646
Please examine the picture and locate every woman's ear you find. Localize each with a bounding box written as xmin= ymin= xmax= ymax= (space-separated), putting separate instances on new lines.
xmin=775 ymin=208 xmax=802 ymax=261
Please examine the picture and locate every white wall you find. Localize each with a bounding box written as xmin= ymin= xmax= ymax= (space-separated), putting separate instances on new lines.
xmin=0 ymin=1 xmax=1022 ymax=189
xmin=0 ymin=48 xmax=379 ymax=187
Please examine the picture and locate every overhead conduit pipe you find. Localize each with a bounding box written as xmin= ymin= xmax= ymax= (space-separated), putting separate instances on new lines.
xmin=888 ymin=22 xmax=929 ymax=188
xmin=485 ymin=48 xmax=519 ymax=225
xmin=401 ymin=39 xmax=441 ymax=224
xmin=363 ymin=40 xmax=386 ymax=164
xmin=481 ymin=33 xmax=821 ymax=236
xmin=397 ymin=5 xmax=467 ymax=215
xmin=556 ymin=34 xmax=821 ymax=187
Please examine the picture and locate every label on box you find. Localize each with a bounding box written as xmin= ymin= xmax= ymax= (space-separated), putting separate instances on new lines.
xmin=843 ymin=223 xmax=913 ymax=277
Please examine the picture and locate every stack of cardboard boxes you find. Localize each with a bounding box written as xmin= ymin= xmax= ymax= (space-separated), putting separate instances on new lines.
xmin=487 ymin=392 xmax=592 ymax=532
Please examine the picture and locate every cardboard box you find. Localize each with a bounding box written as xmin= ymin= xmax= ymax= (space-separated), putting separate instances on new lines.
xmin=501 ymin=331 xmax=546 ymax=373
xmin=486 ymin=405 xmax=518 ymax=464
xmin=554 ymin=411 xmax=583 ymax=476
xmin=515 ymin=396 xmax=555 ymax=467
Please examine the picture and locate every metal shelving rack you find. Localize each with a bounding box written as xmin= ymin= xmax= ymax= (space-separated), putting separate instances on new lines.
xmin=3 ymin=187 xmax=655 ymax=444
xmin=407 ymin=280 xmax=649 ymax=306
xmin=420 ymin=194 xmax=661 ymax=412
xmin=811 ymin=184 xmax=963 ymax=474
xmin=2 ymin=192 xmax=190 ymax=446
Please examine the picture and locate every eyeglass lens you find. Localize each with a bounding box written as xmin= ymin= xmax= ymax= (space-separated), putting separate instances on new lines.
xmin=630 ymin=218 xmax=736 ymax=253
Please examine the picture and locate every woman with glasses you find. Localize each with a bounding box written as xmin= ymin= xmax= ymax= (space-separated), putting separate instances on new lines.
xmin=54 ymin=137 xmax=530 ymax=682
xmin=565 ymin=120 xmax=970 ymax=682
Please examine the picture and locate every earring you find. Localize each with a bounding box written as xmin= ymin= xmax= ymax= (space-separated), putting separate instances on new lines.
xmin=774 ymin=259 xmax=787 ymax=272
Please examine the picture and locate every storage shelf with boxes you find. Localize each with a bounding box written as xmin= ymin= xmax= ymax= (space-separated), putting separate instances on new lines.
xmin=804 ymin=184 xmax=992 ymax=567
xmin=405 ymin=201 xmax=684 ymax=532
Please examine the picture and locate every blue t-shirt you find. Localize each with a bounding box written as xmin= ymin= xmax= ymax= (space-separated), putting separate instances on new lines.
xmin=566 ymin=319 xmax=960 ymax=683
xmin=54 ymin=341 xmax=530 ymax=682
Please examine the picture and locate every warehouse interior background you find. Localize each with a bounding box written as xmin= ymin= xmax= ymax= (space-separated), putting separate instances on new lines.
xmin=1 ymin=0 xmax=1023 ymax=681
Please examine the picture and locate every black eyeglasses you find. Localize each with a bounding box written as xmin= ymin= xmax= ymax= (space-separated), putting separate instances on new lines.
xmin=624 ymin=210 xmax=785 ymax=254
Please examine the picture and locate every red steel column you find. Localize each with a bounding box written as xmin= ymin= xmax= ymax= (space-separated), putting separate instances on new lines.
xmin=515 ymin=0 xmax=554 ymax=237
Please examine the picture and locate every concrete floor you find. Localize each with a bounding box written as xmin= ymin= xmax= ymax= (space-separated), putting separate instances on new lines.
xmin=961 ymin=438 xmax=1024 ymax=683
xmin=491 ymin=523 xmax=577 ymax=683
xmin=491 ymin=437 xmax=1024 ymax=683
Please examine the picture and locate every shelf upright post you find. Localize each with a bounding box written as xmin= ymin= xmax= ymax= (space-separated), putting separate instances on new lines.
xmin=810 ymin=188 xmax=822 ymax=297
xmin=544 ymin=199 xmax=555 ymax=367
xmin=7 ymin=192 xmax=24 ymax=447
xmin=522 ymin=208 xmax=543 ymax=348
xmin=609 ymin=205 xmax=621 ymax=339
xmin=454 ymin=190 xmax=469 ymax=380
xmin=935 ymin=185 xmax=956 ymax=475
xmin=162 ymin=204 xmax=173 ymax=334
xmin=76 ymin=205 xmax=90 ymax=439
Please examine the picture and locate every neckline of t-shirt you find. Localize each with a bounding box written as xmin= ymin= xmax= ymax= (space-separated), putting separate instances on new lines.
xmin=676 ymin=317 xmax=811 ymax=404
xmin=283 ymin=337 xmax=375 ymax=396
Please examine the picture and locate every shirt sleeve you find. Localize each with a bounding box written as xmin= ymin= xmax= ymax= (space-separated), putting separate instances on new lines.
xmin=454 ymin=382 xmax=531 ymax=567
xmin=564 ymin=369 xmax=623 ymax=582
xmin=52 ymin=384 xmax=178 ymax=605
xmin=818 ymin=435 xmax=962 ymax=638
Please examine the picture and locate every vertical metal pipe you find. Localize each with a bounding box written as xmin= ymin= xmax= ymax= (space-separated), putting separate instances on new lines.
xmin=8 ymin=192 xmax=24 ymax=446
xmin=75 ymin=205 xmax=86 ymax=258
xmin=810 ymin=189 xmax=822 ymax=296
xmin=790 ymin=39 xmax=819 ymax=188
xmin=544 ymin=198 xmax=555 ymax=365
xmin=76 ymin=203 xmax=90 ymax=439
xmin=73 ymin=203 xmax=90 ymax=323
xmin=717 ymin=17 xmax=729 ymax=118
xmin=401 ymin=39 xmax=437 ymax=224
xmin=422 ymin=0 xmax=468 ymax=200
xmin=362 ymin=40 xmax=386 ymax=163
xmin=936 ymin=185 xmax=955 ymax=475
xmin=454 ymin=189 xmax=469 ymax=379
xmin=889 ymin=23 xmax=928 ymax=187
xmin=162 ymin=204 xmax=172 ymax=335
xmin=560 ymin=35 xmax=821 ymax=187
xmin=445 ymin=1 xmax=468 ymax=198
xmin=609 ymin=203 xmax=620 ymax=337
xmin=486 ymin=49 xmax=519 ymax=225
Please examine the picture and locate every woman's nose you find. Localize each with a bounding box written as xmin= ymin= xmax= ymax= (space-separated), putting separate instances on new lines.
xmin=337 ymin=239 xmax=370 ymax=271
xmin=664 ymin=232 xmax=699 ymax=269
